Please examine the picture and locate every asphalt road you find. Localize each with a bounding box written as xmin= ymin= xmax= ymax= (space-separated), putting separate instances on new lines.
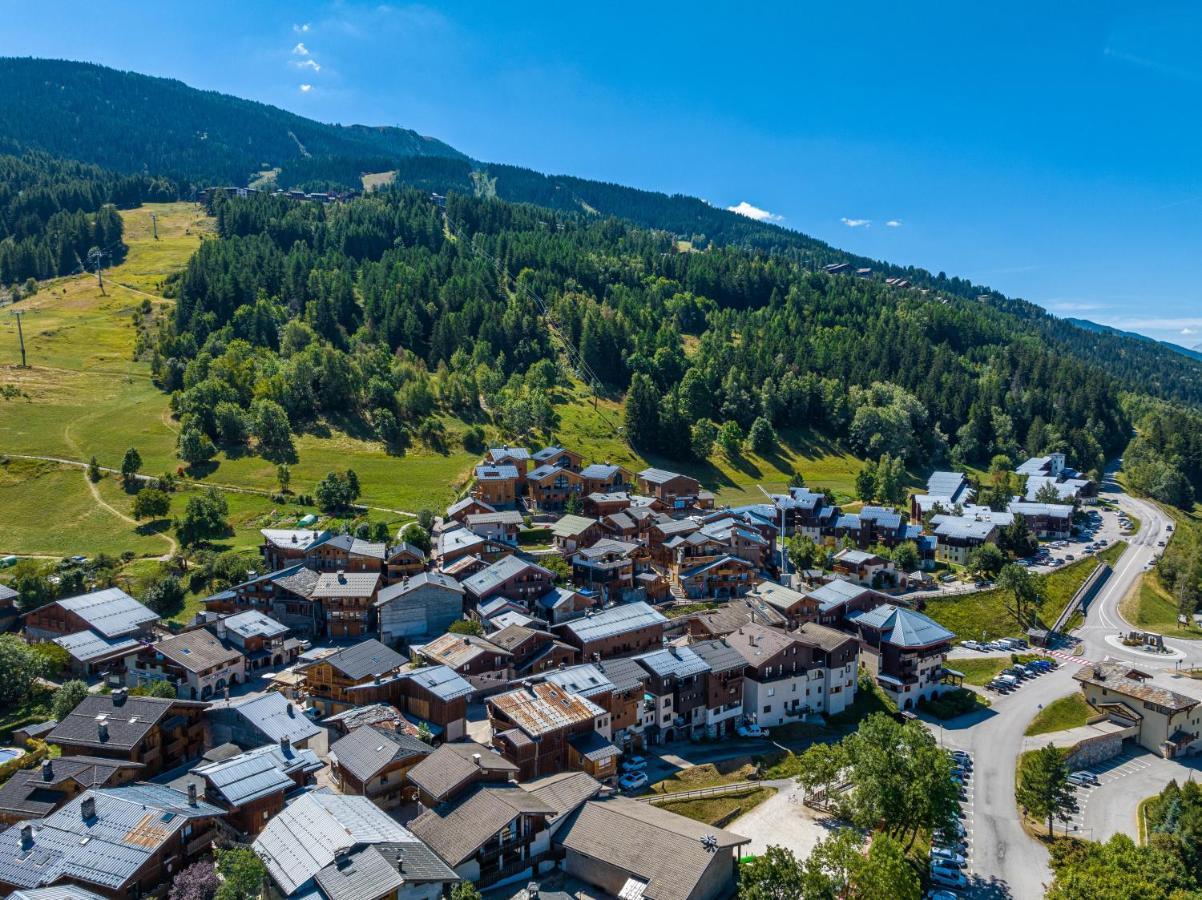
xmin=946 ymin=473 xmax=1202 ymax=897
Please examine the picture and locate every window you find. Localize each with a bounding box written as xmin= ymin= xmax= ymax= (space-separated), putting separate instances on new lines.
xmin=763 ymin=705 xmax=771 ymax=714
xmin=767 ymin=688 xmax=775 ymax=697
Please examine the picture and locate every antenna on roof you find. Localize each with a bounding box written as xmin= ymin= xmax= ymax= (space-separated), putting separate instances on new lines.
xmin=701 ymin=834 xmax=719 ymax=853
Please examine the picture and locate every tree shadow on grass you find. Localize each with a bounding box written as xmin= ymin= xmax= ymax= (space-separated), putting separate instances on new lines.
xmin=185 ymin=460 xmax=220 ymax=479
xmin=135 ymin=518 xmax=172 ymax=537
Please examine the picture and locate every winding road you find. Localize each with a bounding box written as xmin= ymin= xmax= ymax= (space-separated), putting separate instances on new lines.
xmin=940 ymin=471 xmax=1202 ymax=898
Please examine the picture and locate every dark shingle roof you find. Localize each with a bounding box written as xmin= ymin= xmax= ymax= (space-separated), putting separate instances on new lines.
xmin=330 ymin=726 xmax=432 ymax=782
xmin=405 ymin=741 xmax=518 ymax=803
xmin=555 ymin=797 xmax=749 ymax=900
xmin=409 ymin=785 xmax=555 ymax=866
xmin=47 ymin=694 xmax=178 ymax=751
xmin=323 ymin=639 xmax=406 ymax=680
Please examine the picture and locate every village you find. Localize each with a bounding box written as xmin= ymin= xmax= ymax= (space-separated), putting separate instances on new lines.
xmin=0 ymin=437 xmax=1180 ymax=900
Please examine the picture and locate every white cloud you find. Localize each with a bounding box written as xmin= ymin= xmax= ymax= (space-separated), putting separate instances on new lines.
xmin=292 ymin=42 xmax=310 ymax=55
xmin=295 ymin=58 xmax=321 ymax=72
xmin=885 ymin=219 xmax=902 ymax=228
xmin=1183 ymin=327 xmax=1197 ymax=335
xmin=293 ymin=23 xmax=310 ymax=33
xmin=299 ymin=83 xmax=313 ymax=93
xmin=841 ymin=217 xmax=871 ymax=228
xmin=727 ymin=201 xmax=783 ymax=222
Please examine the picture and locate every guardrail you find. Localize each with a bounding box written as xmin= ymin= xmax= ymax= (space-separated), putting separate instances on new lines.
xmin=637 ymin=780 xmax=763 ymax=803
xmin=1050 ymin=562 xmax=1112 ymax=635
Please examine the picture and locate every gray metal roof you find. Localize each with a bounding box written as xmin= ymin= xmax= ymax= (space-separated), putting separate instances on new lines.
xmin=846 ymin=604 xmax=955 ymax=648
xmin=638 ymin=467 xmax=684 ymax=484
xmin=474 ymin=464 xmax=519 ymax=481
xmin=222 ymin=692 xmax=321 ymax=744
xmin=635 ymin=646 xmax=709 ymax=680
xmin=0 ymin=584 xmax=17 ymax=604
xmin=463 ymin=555 xmax=551 ymax=597
xmin=314 ymin=845 xmax=404 ymax=900
xmin=563 ymin=602 xmax=666 ymax=643
xmin=330 ymin=726 xmax=432 ymax=782
xmin=375 ymin=571 xmax=464 ymax=606
xmin=544 ymin=664 xmax=615 ymax=698
xmin=593 ymin=657 xmax=649 ymax=693
xmin=398 ymin=665 xmax=474 ymax=702
xmin=252 ymin=792 xmax=423 ymax=896
xmin=52 ymin=588 xmax=157 ymax=638
xmin=925 ymin=471 xmax=971 ymax=501
xmin=9 ymin=887 xmax=108 ymax=900
xmin=192 ymin=746 xmax=303 ymax=806
xmin=807 ymin=578 xmax=871 ymax=613
xmin=0 ymin=788 xmax=220 ymax=891
xmin=53 ymin=630 xmax=141 ymax=663
xmin=580 ymin=463 xmax=626 ymax=479
xmin=222 ymin=610 xmax=289 ymax=639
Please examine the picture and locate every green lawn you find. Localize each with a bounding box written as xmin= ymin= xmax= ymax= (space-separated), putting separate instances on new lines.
xmin=653 ymin=787 xmax=775 ymax=825
xmin=925 ymin=543 xmax=1127 ymax=642
xmin=1120 ymin=572 xmax=1202 ymax=640
xmin=951 ymin=657 xmax=1010 ymax=686
xmin=0 ymin=458 xmax=169 ymax=558
xmin=649 ymin=759 xmax=760 ymax=795
xmin=1025 ymin=693 xmax=1095 ymax=736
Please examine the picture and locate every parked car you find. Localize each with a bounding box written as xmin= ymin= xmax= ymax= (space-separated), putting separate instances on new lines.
xmin=1068 ymin=771 xmax=1100 ymax=787
xmin=927 ymin=891 xmax=960 ymax=900
xmin=620 ymin=756 xmax=647 ymax=772
xmin=930 ymin=866 xmax=968 ymax=889
xmin=950 ymin=750 xmax=972 ymax=765
xmin=736 ymin=723 xmax=770 ymax=738
xmin=961 ymin=640 xmax=983 ymax=651
xmin=618 ymin=771 xmax=649 ymax=791
xmin=931 ymin=847 xmax=966 ymax=866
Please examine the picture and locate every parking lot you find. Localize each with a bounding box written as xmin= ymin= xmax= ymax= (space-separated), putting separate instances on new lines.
xmin=1062 ymin=747 xmax=1202 ymax=842
xmin=928 ymin=749 xmax=976 ymax=892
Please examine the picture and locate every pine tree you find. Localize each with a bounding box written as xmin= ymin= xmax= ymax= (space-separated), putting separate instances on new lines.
xmin=624 ymin=372 xmax=661 ymax=451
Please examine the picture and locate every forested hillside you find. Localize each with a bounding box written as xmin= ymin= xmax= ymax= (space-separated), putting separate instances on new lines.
xmin=3 ymin=58 xmax=1200 ymax=417
xmin=0 ymin=58 xmax=464 ymax=187
xmin=0 ymin=151 xmax=176 ymax=285
xmin=150 ymin=186 xmax=1127 ymax=483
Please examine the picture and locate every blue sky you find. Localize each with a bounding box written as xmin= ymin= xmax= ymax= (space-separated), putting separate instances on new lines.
xmin=3 ymin=1 xmax=1201 ymax=347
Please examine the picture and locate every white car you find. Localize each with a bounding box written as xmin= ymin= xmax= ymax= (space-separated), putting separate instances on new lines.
xmin=930 ymin=865 xmax=968 ymax=889
xmin=736 ymin=723 xmax=769 ymax=738
xmin=620 ymin=756 xmax=647 ymax=772
xmin=931 ymin=847 xmax=966 ymax=866
xmin=961 ymin=640 xmax=982 ymax=651
xmin=618 ymin=771 xmax=649 ymax=791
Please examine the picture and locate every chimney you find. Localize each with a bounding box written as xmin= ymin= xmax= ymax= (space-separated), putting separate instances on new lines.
xmin=286 ymin=704 xmax=296 ymax=718
xmin=19 ymin=824 xmax=32 ymax=851
xmin=187 ymin=782 xmax=197 ymax=806
xmin=280 ymin=735 xmax=291 ymax=753
xmin=473 ymin=752 xmax=482 ymax=767
xmin=112 ymin=688 xmax=127 ymax=707
xmin=98 ymin=721 xmax=109 ymax=742
xmin=526 ymin=882 xmax=540 ymax=899
xmin=41 ymin=760 xmax=52 ymax=781
xmin=80 ymin=796 xmax=96 ymax=821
